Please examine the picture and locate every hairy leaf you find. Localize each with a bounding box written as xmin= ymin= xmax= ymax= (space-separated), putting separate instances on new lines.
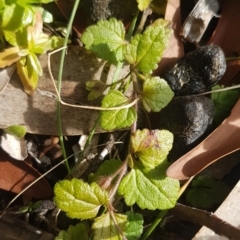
xmin=4 ymin=125 xmax=26 ymax=138
xmin=92 ymin=212 xmax=127 ymax=240
xmin=130 ymin=129 xmax=173 ymax=169
xmin=186 ymin=176 xmax=230 ymax=209
xmin=142 ymin=77 xmax=174 ymax=112
xmin=81 ymin=18 xmax=126 ymax=63
xmin=118 ymin=161 xmax=179 ymax=210
xmin=125 ymin=211 xmax=143 ymax=240
xmin=124 ymin=19 xmax=172 ymax=74
xmin=55 ymin=223 xmax=88 ymax=240
xmin=100 ymin=90 xmax=137 ymax=130
xmin=54 ymin=179 xmax=109 ymax=219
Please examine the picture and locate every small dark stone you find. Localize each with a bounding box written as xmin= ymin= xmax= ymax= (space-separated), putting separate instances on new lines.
xmin=162 ymin=45 xmax=226 ymax=96
xmin=80 ymin=0 xmax=138 ymax=24
xmin=158 ymin=96 xmax=214 ymax=161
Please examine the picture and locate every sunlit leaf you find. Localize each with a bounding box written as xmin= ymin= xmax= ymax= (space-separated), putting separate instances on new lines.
xmin=0 ymin=46 xmax=21 ymax=68
xmin=28 ymin=52 xmax=42 ymax=75
xmin=142 ymin=77 xmax=174 ymax=112
xmin=130 ymin=129 xmax=173 ymax=169
xmin=4 ymin=125 xmax=27 ymax=138
xmin=1 ymin=4 xmax=32 ymax=31
xmin=125 ymin=211 xmax=143 ymax=240
xmin=55 ymin=223 xmax=88 ymax=240
xmin=124 ymin=19 xmax=172 ymax=74
xmin=54 ymin=179 xmax=109 ymax=219
xmin=118 ymin=161 xmax=179 ymax=210
xmin=81 ymin=18 xmax=126 ymax=63
xmin=136 ymin=0 xmax=152 ymax=11
xmin=100 ymin=90 xmax=137 ymax=130
xmin=17 ymin=57 xmax=39 ymax=95
xmin=92 ymin=212 xmax=127 ymax=240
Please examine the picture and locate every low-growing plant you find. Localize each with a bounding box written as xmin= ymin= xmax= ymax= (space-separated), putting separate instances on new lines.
xmin=52 ymin=2 xmax=181 ymax=239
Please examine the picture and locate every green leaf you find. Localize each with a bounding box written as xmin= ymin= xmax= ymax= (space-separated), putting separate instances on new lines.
xmin=86 ymin=80 xmax=108 ymax=100
xmin=1 ymin=4 xmax=32 ymax=31
xmin=0 ymin=0 xmax=5 ymax=11
xmin=100 ymin=90 xmax=137 ymax=130
xmin=136 ymin=0 xmax=152 ymax=11
xmin=118 ymin=161 xmax=179 ymax=210
xmin=92 ymin=212 xmax=127 ymax=240
xmin=4 ymin=125 xmax=26 ymax=138
xmin=81 ymin=18 xmax=126 ymax=63
xmin=4 ymin=28 xmax=28 ymax=46
xmin=124 ymin=19 xmax=172 ymax=74
xmin=0 ymin=46 xmax=21 ymax=68
xmin=125 ymin=211 xmax=143 ymax=240
xmin=55 ymin=223 xmax=88 ymax=240
xmin=88 ymin=159 xmax=123 ymax=183
xmin=17 ymin=56 xmax=39 ymax=95
xmin=211 ymin=85 xmax=240 ymax=125
xmin=54 ymin=179 xmax=109 ymax=219
xmin=28 ymin=52 xmax=42 ymax=75
xmin=142 ymin=77 xmax=174 ymax=112
xmin=130 ymin=129 xmax=173 ymax=169
xmin=186 ymin=176 xmax=230 ymax=209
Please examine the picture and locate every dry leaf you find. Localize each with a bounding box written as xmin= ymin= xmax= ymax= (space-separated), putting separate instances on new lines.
xmin=166 ymin=99 xmax=240 ymax=180
xmin=208 ymin=0 xmax=240 ymax=85
xmin=154 ymin=0 xmax=184 ymax=75
xmin=0 ymin=149 xmax=52 ymax=199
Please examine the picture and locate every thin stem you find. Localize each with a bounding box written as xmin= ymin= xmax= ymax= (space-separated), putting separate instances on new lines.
xmin=141 ymin=210 xmax=168 ymax=240
xmin=136 ymin=7 xmax=152 ymax=34
xmin=57 ymin=0 xmax=81 ymax=173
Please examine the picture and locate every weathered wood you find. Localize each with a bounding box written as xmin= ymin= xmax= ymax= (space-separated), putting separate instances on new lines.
xmin=0 ymin=215 xmax=53 ymax=240
xmin=0 ymin=46 xmax=129 ymax=135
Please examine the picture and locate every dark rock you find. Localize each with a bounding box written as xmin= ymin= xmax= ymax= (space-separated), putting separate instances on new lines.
xmin=162 ymin=45 xmax=226 ymax=96
xmin=80 ymin=0 xmax=138 ymax=24
xmin=158 ymin=96 xmax=214 ymax=161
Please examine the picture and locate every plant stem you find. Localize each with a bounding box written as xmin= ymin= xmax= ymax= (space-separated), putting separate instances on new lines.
xmin=57 ymin=0 xmax=81 ymax=173
xmin=141 ymin=210 xmax=168 ymax=240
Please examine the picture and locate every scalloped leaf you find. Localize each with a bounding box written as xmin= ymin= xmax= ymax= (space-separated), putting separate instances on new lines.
xmin=118 ymin=161 xmax=179 ymax=210
xmin=81 ymin=18 xmax=126 ymax=63
xmin=92 ymin=212 xmax=127 ymax=240
xmin=186 ymin=176 xmax=230 ymax=209
xmin=55 ymin=223 xmax=88 ymax=240
xmin=142 ymin=77 xmax=174 ymax=112
xmin=130 ymin=129 xmax=173 ymax=169
xmin=124 ymin=19 xmax=172 ymax=74
xmin=54 ymin=179 xmax=109 ymax=219
xmin=125 ymin=211 xmax=143 ymax=240
xmin=100 ymin=90 xmax=137 ymax=130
